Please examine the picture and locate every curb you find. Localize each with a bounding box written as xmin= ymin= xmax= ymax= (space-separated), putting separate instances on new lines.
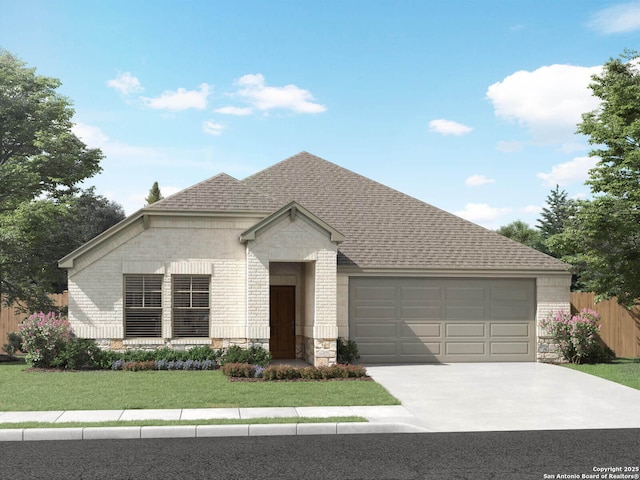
xmin=0 ymin=422 xmax=428 ymax=442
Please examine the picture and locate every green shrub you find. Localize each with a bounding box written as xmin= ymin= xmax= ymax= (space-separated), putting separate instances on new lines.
xmin=186 ymin=345 xmax=220 ymax=362
xmin=337 ymin=337 xmax=360 ymax=364
xmin=52 ymin=337 xmax=105 ymax=370
xmin=3 ymin=332 xmax=22 ymax=359
xmin=219 ymin=345 xmax=272 ymax=366
xmin=220 ymin=362 xmax=256 ymax=378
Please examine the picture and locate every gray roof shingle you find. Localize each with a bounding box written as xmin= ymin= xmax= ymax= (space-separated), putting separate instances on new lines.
xmin=242 ymin=152 xmax=568 ymax=271
xmin=147 ymin=173 xmax=279 ymax=212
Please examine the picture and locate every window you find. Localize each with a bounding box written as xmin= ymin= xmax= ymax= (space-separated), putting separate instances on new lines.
xmin=172 ymin=275 xmax=210 ymax=338
xmin=124 ymin=275 xmax=162 ymax=337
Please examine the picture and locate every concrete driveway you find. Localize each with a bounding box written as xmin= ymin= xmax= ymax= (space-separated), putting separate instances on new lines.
xmin=366 ymin=362 xmax=640 ymax=432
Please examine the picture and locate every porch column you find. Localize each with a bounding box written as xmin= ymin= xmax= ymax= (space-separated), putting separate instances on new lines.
xmin=246 ymin=248 xmax=270 ymax=346
xmin=312 ymin=249 xmax=338 ymax=366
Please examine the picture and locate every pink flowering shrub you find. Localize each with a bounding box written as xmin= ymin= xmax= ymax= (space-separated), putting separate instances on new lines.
xmin=540 ymin=309 xmax=614 ymax=364
xmin=18 ymin=312 xmax=73 ymax=368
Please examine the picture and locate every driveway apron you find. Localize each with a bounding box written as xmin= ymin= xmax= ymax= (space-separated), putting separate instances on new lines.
xmin=366 ymin=362 xmax=640 ymax=432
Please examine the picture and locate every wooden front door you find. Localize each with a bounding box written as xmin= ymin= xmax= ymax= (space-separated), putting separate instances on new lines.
xmin=269 ymin=286 xmax=296 ymax=359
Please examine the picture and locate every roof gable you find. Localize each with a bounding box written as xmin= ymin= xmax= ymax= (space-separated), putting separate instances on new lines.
xmin=147 ymin=173 xmax=279 ymax=212
xmin=240 ymin=201 xmax=345 ymax=243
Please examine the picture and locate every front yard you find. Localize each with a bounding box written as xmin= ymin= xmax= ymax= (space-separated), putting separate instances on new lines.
xmin=0 ymin=362 xmax=399 ymax=411
xmin=563 ymin=358 xmax=640 ymax=390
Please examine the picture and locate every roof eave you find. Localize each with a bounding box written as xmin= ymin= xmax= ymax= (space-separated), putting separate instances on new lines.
xmin=58 ymin=207 xmax=275 ymax=269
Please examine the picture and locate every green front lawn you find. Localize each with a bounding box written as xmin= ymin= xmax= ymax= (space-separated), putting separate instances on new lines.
xmin=0 ymin=362 xmax=399 ymax=411
xmin=563 ymin=358 xmax=640 ymax=390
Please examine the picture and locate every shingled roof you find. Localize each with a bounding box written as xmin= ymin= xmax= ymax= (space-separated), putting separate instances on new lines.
xmin=137 ymin=151 xmax=567 ymax=272
xmin=147 ymin=172 xmax=279 ymax=212
xmin=241 ymin=152 xmax=568 ymax=271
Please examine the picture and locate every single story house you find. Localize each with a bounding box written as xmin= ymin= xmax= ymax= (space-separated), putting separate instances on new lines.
xmin=59 ymin=152 xmax=570 ymax=365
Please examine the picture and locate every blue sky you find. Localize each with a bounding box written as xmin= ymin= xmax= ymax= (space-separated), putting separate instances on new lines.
xmin=1 ymin=1 xmax=639 ymax=229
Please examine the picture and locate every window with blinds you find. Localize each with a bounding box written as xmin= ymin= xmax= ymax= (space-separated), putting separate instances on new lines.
xmin=172 ymin=275 xmax=210 ymax=338
xmin=124 ymin=275 xmax=163 ymax=337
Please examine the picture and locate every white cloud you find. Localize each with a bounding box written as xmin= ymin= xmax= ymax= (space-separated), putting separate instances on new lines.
xmin=214 ymin=106 xmax=253 ymax=116
xmin=455 ymin=203 xmax=511 ymax=223
xmin=522 ymin=204 xmax=542 ymax=215
xmin=72 ymin=123 xmax=110 ymax=147
xmin=428 ymin=119 xmax=473 ymax=136
xmin=589 ymin=2 xmax=640 ymax=34
xmin=233 ymin=73 xmax=326 ymax=114
xmin=487 ymin=64 xmax=601 ymax=145
xmin=465 ymin=174 xmax=495 ymax=186
xmin=141 ymin=83 xmax=211 ymax=111
xmin=537 ymin=156 xmax=599 ymax=186
xmin=496 ymin=140 xmax=525 ymax=153
xmin=106 ymin=72 xmax=144 ymax=96
xmin=202 ymin=120 xmax=225 ymax=136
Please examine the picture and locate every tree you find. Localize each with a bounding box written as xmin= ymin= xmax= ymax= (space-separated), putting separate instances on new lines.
xmin=145 ymin=181 xmax=163 ymax=205
xmin=62 ymin=188 xmax=125 ymax=247
xmin=0 ymin=49 xmax=103 ymax=310
xmin=0 ymin=189 xmax=124 ymax=311
xmin=495 ymin=220 xmax=544 ymax=251
xmin=537 ymin=185 xmax=577 ymax=240
xmin=566 ymin=50 xmax=640 ymax=306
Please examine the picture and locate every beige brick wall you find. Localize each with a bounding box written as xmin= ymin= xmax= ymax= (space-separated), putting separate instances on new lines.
xmin=67 ymin=215 xmax=259 ymax=340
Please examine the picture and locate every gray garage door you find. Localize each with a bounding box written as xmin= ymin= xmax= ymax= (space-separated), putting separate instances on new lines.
xmin=349 ymin=277 xmax=536 ymax=363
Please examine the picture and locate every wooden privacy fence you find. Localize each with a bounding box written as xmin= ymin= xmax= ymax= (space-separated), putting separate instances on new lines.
xmin=570 ymin=292 xmax=640 ymax=358
xmin=0 ymin=292 xmax=68 ymax=347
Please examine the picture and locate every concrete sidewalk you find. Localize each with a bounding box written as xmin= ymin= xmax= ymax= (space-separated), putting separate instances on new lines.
xmin=0 ymin=405 xmax=428 ymax=442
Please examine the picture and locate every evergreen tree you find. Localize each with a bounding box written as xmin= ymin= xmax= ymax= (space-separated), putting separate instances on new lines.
xmin=145 ymin=181 xmax=163 ymax=205
xmin=537 ymin=186 xmax=577 ymax=239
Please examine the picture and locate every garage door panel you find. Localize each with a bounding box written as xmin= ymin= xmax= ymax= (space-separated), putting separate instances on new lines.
xmin=401 ymin=323 xmax=441 ymax=337
xmin=401 ymin=305 xmax=443 ymax=319
xmin=401 ymin=286 xmax=442 ymax=302
xmin=353 ymin=324 xmax=397 ymax=338
xmin=490 ymin=323 xmax=529 ymax=337
xmin=350 ymin=277 xmax=535 ymax=363
xmin=354 ymin=306 xmax=396 ymax=319
xmin=446 ymin=288 xmax=487 ymax=302
xmin=446 ymin=323 xmax=485 ymax=338
xmin=446 ymin=342 xmax=485 ymax=355
xmin=401 ymin=342 xmax=441 ymax=355
xmin=358 ymin=342 xmax=397 ymax=355
xmin=491 ymin=284 xmax=532 ymax=302
xmin=353 ymin=285 xmax=396 ymax=302
xmin=446 ymin=305 xmax=487 ymax=320
xmin=491 ymin=305 xmax=531 ymax=320
xmin=490 ymin=342 xmax=531 ymax=355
